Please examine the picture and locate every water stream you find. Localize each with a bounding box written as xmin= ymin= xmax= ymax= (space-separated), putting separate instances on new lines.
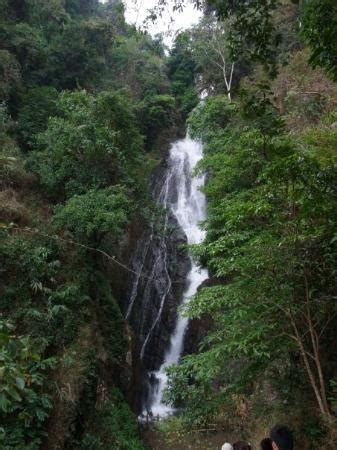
xmin=147 ymin=136 xmax=208 ymax=417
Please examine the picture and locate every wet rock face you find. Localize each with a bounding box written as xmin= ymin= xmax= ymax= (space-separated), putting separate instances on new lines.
xmin=124 ymin=156 xmax=192 ymax=372
xmin=183 ymin=315 xmax=213 ymax=356
xmin=124 ymin=156 xmax=191 ymax=372
xmin=125 ymin=211 xmax=191 ymax=371
xmin=182 ymin=277 xmax=232 ymax=356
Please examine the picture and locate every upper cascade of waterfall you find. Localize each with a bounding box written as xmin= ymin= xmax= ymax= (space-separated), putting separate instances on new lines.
xmin=169 ymin=137 xmax=207 ymax=245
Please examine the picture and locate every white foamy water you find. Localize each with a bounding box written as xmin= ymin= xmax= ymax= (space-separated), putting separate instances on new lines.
xmin=148 ymin=136 xmax=208 ymax=417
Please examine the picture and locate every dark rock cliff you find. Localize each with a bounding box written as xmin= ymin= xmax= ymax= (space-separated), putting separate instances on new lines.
xmin=125 ymin=210 xmax=191 ymax=372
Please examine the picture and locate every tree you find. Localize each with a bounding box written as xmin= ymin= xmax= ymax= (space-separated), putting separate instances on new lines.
xmin=46 ymin=18 xmax=115 ymax=90
xmin=149 ymin=0 xmax=280 ymax=74
xmin=301 ymin=0 xmax=337 ymax=81
xmin=64 ymin=0 xmax=99 ymax=18
xmin=0 ymin=50 xmax=21 ymax=100
xmin=53 ymin=187 xmax=131 ymax=246
xmin=167 ymin=32 xmax=198 ymax=118
xmin=17 ymin=86 xmax=59 ymax=150
xmin=3 ymin=22 xmax=48 ymax=85
xmin=25 ymin=0 xmax=69 ymax=37
xmin=106 ymin=33 xmax=169 ymax=98
xmin=190 ymin=16 xmax=235 ymax=99
xmin=28 ymin=90 xmax=144 ymax=200
xmin=138 ymin=94 xmax=176 ymax=148
xmin=0 ymin=319 xmax=55 ymax=448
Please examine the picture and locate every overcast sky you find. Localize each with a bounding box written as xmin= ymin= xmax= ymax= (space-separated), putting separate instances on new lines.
xmin=123 ymin=0 xmax=202 ymax=46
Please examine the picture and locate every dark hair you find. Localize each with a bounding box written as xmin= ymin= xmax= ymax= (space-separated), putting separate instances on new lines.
xmin=270 ymin=424 xmax=293 ymax=450
xmin=233 ymin=441 xmax=251 ymax=450
xmin=260 ymin=437 xmax=273 ymax=450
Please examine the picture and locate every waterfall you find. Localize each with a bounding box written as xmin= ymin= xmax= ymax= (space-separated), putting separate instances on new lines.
xmin=125 ymin=160 xmax=189 ymax=371
xmin=147 ymin=136 xmax=208 ymax=417
xmin=125 ymin=134 xmax=208 ymax=417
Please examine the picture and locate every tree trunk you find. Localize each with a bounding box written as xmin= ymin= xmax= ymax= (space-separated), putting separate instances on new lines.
xmin=289 ymin=311 xmax=330 ymax=416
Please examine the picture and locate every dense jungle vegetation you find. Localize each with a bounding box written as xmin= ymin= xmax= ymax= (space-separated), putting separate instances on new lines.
xmin=0 ymin=0 xmax=337 ymax=449
xmin=0 ymin=0 xmax=191 ymax=448
xmin=163 ymin=1 xmax=337 ymax=448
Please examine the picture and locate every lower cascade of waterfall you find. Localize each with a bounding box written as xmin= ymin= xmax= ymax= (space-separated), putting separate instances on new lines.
xmin=144 ymin=136 xmax=208 ymax=418
xmin=148 ymin=265 xmax=208 ymax=417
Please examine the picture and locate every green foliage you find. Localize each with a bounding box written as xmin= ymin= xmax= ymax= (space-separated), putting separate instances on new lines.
xmin=4 ymin=22 xmax=48 ymax=85
xmin=0 ymin=147 xmax=28 ymax=190
xmin=105 ymin=34 xmax=169 ymax=98
xmin=1 ymin=0 xmax=165 ymax=94
xmin=28 ymin=90 xmax=144 ymax=199
xmin=167 ymin=93 xmax=337 ymax=424
xmin=148 ymin=0 xmax=281 ymax=73
xmin=5 ymin=0 xmax=337 ymax=444
xmin=0 ymin=50 xmax=21 ymax=99
xmin=0 ymin=104 xmax=26 ymax=188
xmin=47 ymin=18 xmax=115 ymax=89
xmin=138 ymin=94 xmax=176 ymax=147
xmin=301 ymin=0 xmax=337 ymax=81
xmin=189 ymin=15 xmax=239 ymax=97
xmin=0 ymin=319 xmax=55 ymax=449
xmin=96 ymin=276 xmax=128 ymax=363
xmin=0 ymin=226 xmax=88 ymax=352
xmin=79 ymin=433 xmax=103 ymax=449
xmin=0 ymin=0 xmax=175 ymax=447
xmin=286 ymin=91 xmax=327 ymax=124
xmin=53 ymin=187 xmax=131 ymax=245
xmin=303 ymin=120 xmax=337 ymax=161
xmin=84 ymin=388 xmax=146 ymax=450
xmin=17 ymin=86 xmax=59 ymax=150
xmin=205 ymin=0 xmax=281 ymax=76
xmin=25 ymin=0 xmax=69 ymax=37
xmin=188 ymin=95 xmax=238 ymax=141
xmin=301 ymin=416 xmax=327 ymax=450
xmin=64 ymin=0 xmax=99 ymax=18
xmin=103 ymin=1 xmax=129 ymax=36
xmin=165 ymin=351 xmax=228 ymax=426
xmin=142 ymin=94 xmax=176 ymax=128
xmin=1 ymin=0 xmax=170 ymax=119
xmin=167 ymin=32 xmax=198 ymax=118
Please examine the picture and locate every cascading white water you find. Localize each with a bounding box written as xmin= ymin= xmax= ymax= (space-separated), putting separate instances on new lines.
xmin=148 ymin=136 xmax=208 ymax=417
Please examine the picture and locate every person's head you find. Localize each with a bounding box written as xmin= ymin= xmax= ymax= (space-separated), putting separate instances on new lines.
xmin=260 ymin=437 xmax=273 ymax=450
xmin=221 ymin=443 xmax=233 ymax=450
xmin=233 ymin=441 xmax=251 ymax=450
xmin=270 ymin=425 xmax=293 ymax=450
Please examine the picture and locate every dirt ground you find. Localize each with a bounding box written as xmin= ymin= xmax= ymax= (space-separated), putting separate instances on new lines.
xmin=142 ymin=427 xmax=239 ymax=450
